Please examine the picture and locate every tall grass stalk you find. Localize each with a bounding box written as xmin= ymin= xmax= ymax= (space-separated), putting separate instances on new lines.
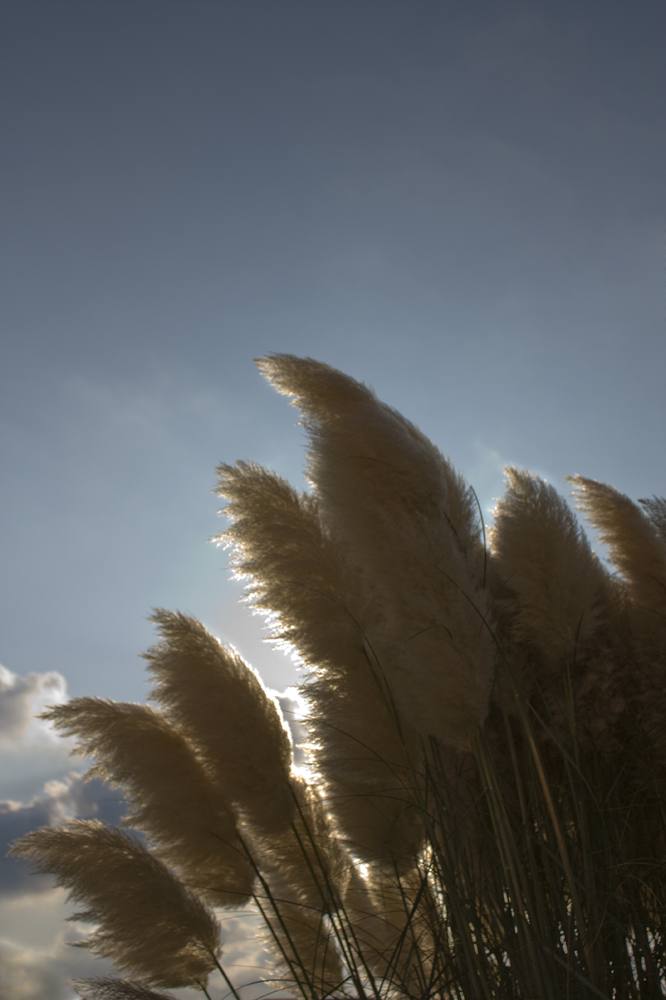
xmin=236 ymin=671 xmax=666 ymax=999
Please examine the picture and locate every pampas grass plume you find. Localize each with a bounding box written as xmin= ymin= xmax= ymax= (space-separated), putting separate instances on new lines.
xmin=568 ymin=474 xmax=666 ymax=620
xmin=12 ymin=821 xmax=220 ymax=988
xmin=43 ymin=698 xmax=254 ymax=905
xmin=256 ymin=355 xmax=494 ymax=754
xmin=489 ymin=468 xmax=609 ymax=662
xmin=144 ymin=610 xmax=295 ymax=835
xmin=215 ymin=459 xmax=415 ymax=863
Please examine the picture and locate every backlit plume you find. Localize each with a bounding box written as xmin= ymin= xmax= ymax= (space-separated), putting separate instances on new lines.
xmin=12 ymin=355 xmax=666 ymax=999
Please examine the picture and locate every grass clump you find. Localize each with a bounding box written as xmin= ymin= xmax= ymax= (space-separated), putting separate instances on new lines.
xmin=12 ymin=355 xmax=666 ymax=999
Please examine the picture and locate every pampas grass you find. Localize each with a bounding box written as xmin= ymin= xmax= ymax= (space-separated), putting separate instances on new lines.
xmin=73 ymin=978 xmax=180 ymax=1000
xmin=145 ymin=610 xmax=296 ymax=836
xmin=12 ymin=821 xmax=221 ymax=988
xmin=11 ymin=355 xmax=666 ymax=999
xmin=42 ymin=698 xmax=253 ymax=905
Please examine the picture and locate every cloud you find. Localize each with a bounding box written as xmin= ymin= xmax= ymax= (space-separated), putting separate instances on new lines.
xmin=0 ymin=663 xmax=127 ymax=899
xmin=1 ymin=773 xmax=126 ymax=898
xmin=211 ymin=909 xmax=277 ymax=1000
xmin=270 ymin=686 xmax=309 ymax=768
xmin=0 ymin=664 xmax=80 ymax=806
xmin=0 ymin=889 xmax=113 ymax=999
xmin=0 ymin=919 xmax=271 ymax=1000
xmin=0 ymin=664 xmax=68 ymax=745
xmin=0 ymin=925 xmax=115 ymax=1000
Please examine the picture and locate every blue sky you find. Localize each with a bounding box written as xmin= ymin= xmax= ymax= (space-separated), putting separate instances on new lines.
xmin=1 ymin=2 xmax=664 ymax=996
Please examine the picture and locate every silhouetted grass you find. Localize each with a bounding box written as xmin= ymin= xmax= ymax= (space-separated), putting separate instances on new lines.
xmin=12 ymin=355 xmax=666 ymax=1000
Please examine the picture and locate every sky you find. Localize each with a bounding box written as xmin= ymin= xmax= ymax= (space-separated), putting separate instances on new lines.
xmin=0 ymin=2 xmax=664 ymax=997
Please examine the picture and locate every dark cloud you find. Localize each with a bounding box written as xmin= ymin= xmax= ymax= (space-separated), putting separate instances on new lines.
xmin=1 ymin=774 xmax=126 ymax=898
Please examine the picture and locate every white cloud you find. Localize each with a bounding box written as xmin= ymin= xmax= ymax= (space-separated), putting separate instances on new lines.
xmin=209 ymin=908 xmax=277 ymax=1000
xmin=0 ymin=663 xmax=78 ymax=807
xmin=0 ymin=664 xmax=68 ymax=746
xmin=270 ymin=686 xmax=309 ymax=769
xmin=0 ymin=919 xmax=114 ymax=1000
xmin=0 ymin=661 xmax=84 ymax=810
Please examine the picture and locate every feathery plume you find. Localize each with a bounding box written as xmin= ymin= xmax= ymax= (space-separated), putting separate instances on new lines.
xmin=43 ymin=698 xmax=254 ymax=905
xmin=74 ymin=979 xmax=177 ymax=1000
xmin=639 ymin=495 xmax=666 ymax=545
xmin=214 ymin=461 xmax=363 ymax=674
xmin=11 ymin=821 xmax=220 ymax=988
xmin=255 ymin=777 xmax=346 ymax=906
xmin=569 ymin=476 xmax=666 ymax=760
xmin=144 ymin=610 xmax=294 ymax=835
xmin=215 ymin=460 xmax=417 ymax=862
xmin=256 ymin=355 xmax=482 ymax=561
xmin=255 ymin=355 xmax=495 ymax=753
xmin=256 ymin=354 xmax=481 ymax=556
xmin=568 ymin=475 xmax=666 ymax=620
xmin=487 ymin=468 xmax=631 ymax=746
xmin=489 ymin=468 xmax=609 ymax=663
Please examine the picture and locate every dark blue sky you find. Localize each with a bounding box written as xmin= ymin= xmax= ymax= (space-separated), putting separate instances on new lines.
xmin=2 ymin=1 xmax=664 ymax=702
